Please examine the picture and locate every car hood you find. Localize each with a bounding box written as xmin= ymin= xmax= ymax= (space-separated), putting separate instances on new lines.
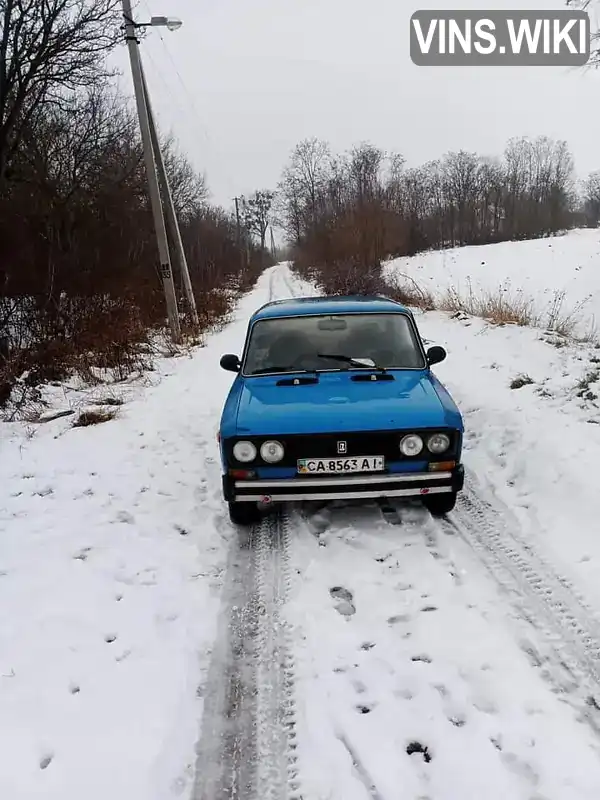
xmin=230 ymin=370 xmax=459 ymax=435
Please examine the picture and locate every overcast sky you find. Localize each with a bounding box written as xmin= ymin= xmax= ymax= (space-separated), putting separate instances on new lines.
xmin=112 ymin=0 xmax=600 ymax=211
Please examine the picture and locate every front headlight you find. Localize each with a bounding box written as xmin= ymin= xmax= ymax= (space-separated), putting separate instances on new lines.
xmin=233 ymin=440 xmax=257 ymax=462
xmin=260 ymin=440 xmax=285 ymax=463
xmin=427 ymin=433 xmax=450 ymax=454
xmin=399 ymin=434 xmax=423 ymax=456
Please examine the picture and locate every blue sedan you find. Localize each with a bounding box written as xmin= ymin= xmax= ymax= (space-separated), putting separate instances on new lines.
xmin=218 ymin=295 xmax=464 ymax=525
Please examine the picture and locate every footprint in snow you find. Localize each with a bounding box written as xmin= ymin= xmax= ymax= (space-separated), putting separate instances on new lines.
xmin=330 ymin=587 xmax=356 ymax=617
xmin=473 ymin=697 xmax=498 ymax=715
xmin=406 ymin=741 xmax=432 ymax=763
xmin=174 ymin=524 xmax=189 ymax=536
xmin=40 ymin=753 xmax=53 ymax=770
xmin=388 ymin=614 xmax=411 ymax=625
xmin=411 ymin=654 xmax=432 ymax=664
xmin=501 ymin=752 xmax=539 ymax=785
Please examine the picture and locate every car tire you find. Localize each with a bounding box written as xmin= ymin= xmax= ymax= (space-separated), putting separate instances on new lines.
xmin=423 ymin=492 xmax=457 ymax=517
xmin=228 ymin=501 xmax=260 ymax=526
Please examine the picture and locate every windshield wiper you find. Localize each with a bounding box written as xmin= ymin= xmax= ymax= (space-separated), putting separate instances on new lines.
xmin=250 ymin=366 xmax=318 ymax=376
xmin=317 ymin=353 xmax=387 ymax=373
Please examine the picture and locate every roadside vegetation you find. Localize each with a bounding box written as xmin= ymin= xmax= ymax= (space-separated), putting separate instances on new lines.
xmin=276 ymin=136 xmax=599 ymax=341
xmin=0 ymin=1 xmax=272 ymax=419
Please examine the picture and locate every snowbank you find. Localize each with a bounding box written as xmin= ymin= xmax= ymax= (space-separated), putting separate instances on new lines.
xmin=383 ymin=228 xmax=600 ymax=338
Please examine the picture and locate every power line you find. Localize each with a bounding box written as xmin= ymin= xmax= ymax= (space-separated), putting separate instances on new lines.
xmin=139 ymin=0 xmax=237 ymax=201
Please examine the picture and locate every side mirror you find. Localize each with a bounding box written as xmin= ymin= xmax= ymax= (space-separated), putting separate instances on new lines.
xmin=220 ymin=353 xmax=240 ymax=373
xmin=426 ymin=345 xmax=446 ymax=366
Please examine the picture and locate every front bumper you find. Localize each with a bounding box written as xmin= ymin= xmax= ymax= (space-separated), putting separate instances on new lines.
xmin=224 ymin=464 xmax=465 ymax=503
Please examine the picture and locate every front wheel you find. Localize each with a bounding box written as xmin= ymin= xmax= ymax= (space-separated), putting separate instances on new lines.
xmin=228 ymin=501 xmax=261 ymax=526
xmin=423 ymin=492 xmax=457 ymax=517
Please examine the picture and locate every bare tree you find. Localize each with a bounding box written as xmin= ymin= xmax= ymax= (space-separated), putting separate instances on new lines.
xmin=565 ymin=1 xmax=600 ymax=62
xmin=0 ymin=0 xmax=121 ymax=185
xmin=161 ymin=135 xmax=208 ymax=219
xmin=242 ymin=189 xmax=274 ymax=253
xmin=582 ymin=170 xmax=600 ymax=225
xmin=281 ymin=132 xmax=581 ymax=284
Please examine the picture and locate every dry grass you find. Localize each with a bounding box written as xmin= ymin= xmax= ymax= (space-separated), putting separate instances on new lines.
xmin=1 ymin=282 xmax=244 ymax=421
xmin=384 ymin=272 xmax=436 ymax=311
xmin=72 ymin=408 xmax=118 ymax=427
xmin=439 ymin=284 xmax=537 ymax=327
xmin=437 ymin=281 xmax=597 ymax=344
xmin=575 ymin=367 xmax=600 ymax=402
xmin=510 ymin=374 xmax=535 ymax=389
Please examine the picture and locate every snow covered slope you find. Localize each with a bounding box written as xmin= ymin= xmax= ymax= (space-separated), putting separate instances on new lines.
xmin=2 ymin=258 xmax=600 ymax=800
xmin=383 ymin=228 xmax=600 ymax=338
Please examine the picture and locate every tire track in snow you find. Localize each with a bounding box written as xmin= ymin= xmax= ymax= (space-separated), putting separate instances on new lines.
xmin=443 ymin=472 xmax=600 ymax=724
xmin=192 ymin=525 xmax=259 ymax=799
xmin=192 ymin=512 xmax=302 ymax=800
xmin=254 ymin=512 xmax=303 ymax=800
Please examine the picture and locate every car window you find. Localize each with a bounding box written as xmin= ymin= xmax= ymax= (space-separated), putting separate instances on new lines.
xmin=242 ymin=313 xmax=426 ymax=375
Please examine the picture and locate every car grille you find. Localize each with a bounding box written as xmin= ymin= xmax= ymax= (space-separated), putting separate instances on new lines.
xmin=223 ymin=428 xmax=461 ymax=468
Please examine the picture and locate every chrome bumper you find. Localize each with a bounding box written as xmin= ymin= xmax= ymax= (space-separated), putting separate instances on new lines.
xmin=232 ymin=470 xmax=455 ymax=503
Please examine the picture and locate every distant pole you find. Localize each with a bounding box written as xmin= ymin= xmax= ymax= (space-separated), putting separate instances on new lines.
xmin=141 ymin=62 xmax=199 ymax=328
xmin=234 ymin=197 xmax=245 ymax=271
xmin=270 ymin=225 xmax=276 ymax=260
xmin=241 ymin=196 xmax=250 ymax=268
xmin=122 ymin=0 xmax=181 ymax=342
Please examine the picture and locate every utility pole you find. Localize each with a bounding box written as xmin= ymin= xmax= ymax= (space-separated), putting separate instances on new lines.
xmin=140 ymin=63 xmax=199 ymax=328
xmin=241 ymin=196 xmax=251 ymax=268
xmin=270 ymin=225 xmax=276 ymax=261
xmin=234 ymin=197 xmax=245 ymax=271
xmin=122 ymin=0 xmax=181 ymax=343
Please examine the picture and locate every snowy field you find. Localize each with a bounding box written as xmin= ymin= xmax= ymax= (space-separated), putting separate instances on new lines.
xmin=2 ymin=253 xmax=600 ymax=800
xmin=382 ymin=228 xmax=600 ymax=338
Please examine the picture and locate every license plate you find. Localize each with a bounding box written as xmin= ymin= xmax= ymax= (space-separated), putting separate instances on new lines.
xmin=297 ymin=456 xmax=385 ymax=474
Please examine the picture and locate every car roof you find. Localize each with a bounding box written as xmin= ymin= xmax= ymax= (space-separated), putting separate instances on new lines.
xmin=250 ymin=295 xmax=411 ymax=321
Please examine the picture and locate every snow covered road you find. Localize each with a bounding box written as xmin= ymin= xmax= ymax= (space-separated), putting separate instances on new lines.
xmin=3 ymin=262 xmax=600 ymax=800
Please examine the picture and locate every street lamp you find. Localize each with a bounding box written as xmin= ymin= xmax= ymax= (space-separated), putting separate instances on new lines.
xmin=150 ymin=16 xmax=182 ymax=31
xmin=122 ymin=14 xmax=183 ymax=33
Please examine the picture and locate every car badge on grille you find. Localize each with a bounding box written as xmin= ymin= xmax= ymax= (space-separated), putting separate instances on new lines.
xmin=337 ymin=441 xmax=347 ymax=454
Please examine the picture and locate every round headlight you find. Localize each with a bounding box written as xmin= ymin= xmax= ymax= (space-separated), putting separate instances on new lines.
xmin=233 ymin=440 xmax=257 ymax=462
xmin=427 ymin=433 xmax=450 ymax=454
xmin=399 ymin=434 xmax=424 ymax=456
xmin=260 ymin=440 xmax=285 ymax=463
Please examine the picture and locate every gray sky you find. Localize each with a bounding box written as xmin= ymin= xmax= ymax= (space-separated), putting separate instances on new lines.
xmin=112 ymin=0 xmax=600 ymax=211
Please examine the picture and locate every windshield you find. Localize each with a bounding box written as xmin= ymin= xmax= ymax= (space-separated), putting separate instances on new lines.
xmin=242 ymin=313 xmax=426 ymax=375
